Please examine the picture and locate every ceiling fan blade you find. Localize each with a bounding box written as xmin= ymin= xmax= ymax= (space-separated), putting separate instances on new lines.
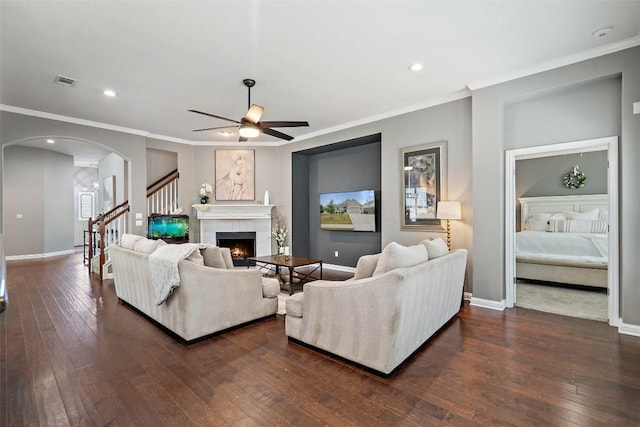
xmin=238 ymin=136 xmax=248 ymax=142
xmin=188 ymin=109 xmax=240 ymax=124
xmin=192 ymin=125 xmax=238 ymax=132
xmin=259 ymin=121 xmax=309 ymax=128
xmin=261 ymin=127 xmax=294 ymax=141
xmin=244 ymin=104 xmax=264 ymax=124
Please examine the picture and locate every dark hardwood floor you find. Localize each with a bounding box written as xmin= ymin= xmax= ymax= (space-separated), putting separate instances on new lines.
xmin=1 ymin=252 xmax=639 ymax=426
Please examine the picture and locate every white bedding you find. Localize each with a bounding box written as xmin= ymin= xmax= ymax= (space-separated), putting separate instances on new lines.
xmin=515 ymin=231 xmax=608 ymax=265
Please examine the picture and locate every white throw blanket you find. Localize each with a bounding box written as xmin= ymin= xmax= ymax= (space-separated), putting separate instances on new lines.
xmin=148 ymin=243 xmax=200 ymax=305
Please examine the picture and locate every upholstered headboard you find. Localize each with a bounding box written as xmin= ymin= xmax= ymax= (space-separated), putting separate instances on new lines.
xmin=518 ymin=194 xmax=608 ymax=230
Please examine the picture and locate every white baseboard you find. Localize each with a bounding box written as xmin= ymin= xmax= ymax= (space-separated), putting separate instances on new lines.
xmin=469 ymin=297 xmax=507 ymax=311
xmin=323 ymin=263 xmax=356 ymax=274
xmin=6 ymin=249 xmax=75 ymax=261
xmin=618 ymin=321 xmax=640 ymax=337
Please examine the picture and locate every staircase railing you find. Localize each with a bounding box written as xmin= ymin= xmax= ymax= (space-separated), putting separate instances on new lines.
xmin=147 ymin=169 xmax=180 ymax=215
xmin=88 ymin=201 xmax=130 ymax=281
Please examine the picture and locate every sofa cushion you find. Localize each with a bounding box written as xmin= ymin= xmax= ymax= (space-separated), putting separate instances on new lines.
xmin=354 ymin=253 xmax=381 ymax=279
xmin=286 ymin=292 xmax=304 ymax=318
xmin=261 ymin=277 xmax=280 ymax=298
xmin=201 ymin=246 xmax=227 ymax=268
xmin=372 ymin=242 xmax=429 ymax=276
xmin=134 ymin=237 xmax=164 ymax=254
xmin=423 ymin=237 xmax=449 ymax=259
xmin=121 ymin=233 xmax=144 ymax=249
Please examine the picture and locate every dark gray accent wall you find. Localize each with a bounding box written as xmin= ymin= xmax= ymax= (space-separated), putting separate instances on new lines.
xmin=293 ymin=136 xmax=381 ymax=267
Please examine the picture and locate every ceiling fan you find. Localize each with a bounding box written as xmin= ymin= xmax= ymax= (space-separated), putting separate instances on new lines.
xmin=189 ymin=79 xmax=309 ymax=142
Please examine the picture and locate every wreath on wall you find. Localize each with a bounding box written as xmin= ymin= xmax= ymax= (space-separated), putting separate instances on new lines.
xmin=562 ymin=165 xmax=587 ymax=189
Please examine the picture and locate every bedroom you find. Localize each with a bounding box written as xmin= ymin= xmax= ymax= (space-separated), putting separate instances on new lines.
xmin=504 ymin=76 xmax=620 ymax=322
xmin=514 ymin=149 xmax=609 ymax=321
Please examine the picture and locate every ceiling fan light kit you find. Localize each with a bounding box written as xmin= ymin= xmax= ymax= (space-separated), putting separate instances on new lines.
xmin=189 ymin=78 xmax=309 ymax=142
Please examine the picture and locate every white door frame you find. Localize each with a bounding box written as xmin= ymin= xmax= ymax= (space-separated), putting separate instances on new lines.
xmin=504 ymin=136 xmax=619 ymax=327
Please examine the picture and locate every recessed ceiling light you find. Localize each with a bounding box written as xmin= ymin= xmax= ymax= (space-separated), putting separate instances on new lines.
xmin=103 ymin=89 xmax=116 ymax=97
xmin=220 ymin=131 xmax=232 ymax=136
xmin=409 ymin=63 xmax=423 ymax=72
xmin=46 ymin=139 xmax=55 ymax=144
xmin=592 ymin=26 xmax=613 ymax=39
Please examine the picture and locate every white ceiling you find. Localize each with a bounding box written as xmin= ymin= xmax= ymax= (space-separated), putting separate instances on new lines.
xmin=2 ymin=1 xmax=639 ymax=163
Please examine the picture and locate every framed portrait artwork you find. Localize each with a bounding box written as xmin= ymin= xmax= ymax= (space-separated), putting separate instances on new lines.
xmin=215 ymin=149 xmax=255 ymax=201
xmin=400 ymin=141 xmax=447 ymax=231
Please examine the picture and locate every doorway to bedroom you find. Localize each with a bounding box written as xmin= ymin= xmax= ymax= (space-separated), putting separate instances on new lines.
xmin=505 ymin=136 xmax=619 ymax=325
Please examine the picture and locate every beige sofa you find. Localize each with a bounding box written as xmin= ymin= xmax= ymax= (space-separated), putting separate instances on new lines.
xmin=285 ymin=241 xmax=467 ymax=375
xmin=110 ymin=236 xmax=279 ymax=342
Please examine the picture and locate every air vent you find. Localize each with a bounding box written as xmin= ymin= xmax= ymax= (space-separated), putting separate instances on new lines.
xmin=54 ymin=75 xmax=77 ymax=87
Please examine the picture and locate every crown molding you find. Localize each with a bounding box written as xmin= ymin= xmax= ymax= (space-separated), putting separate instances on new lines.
xmin=466 ymin=35 xmax=640 ymax=91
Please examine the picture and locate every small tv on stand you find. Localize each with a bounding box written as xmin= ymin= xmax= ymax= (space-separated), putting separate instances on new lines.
xmin=148 ymin=214 xmax=190 ymax=243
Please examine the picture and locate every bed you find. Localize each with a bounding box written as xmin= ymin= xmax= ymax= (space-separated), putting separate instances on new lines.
xmin=516 ymin=194 xmax=608 ymax=288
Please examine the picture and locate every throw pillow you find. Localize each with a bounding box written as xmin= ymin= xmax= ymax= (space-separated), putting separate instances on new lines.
xmin=201 ymin=247 xmax=227 ymax=269
xmin=121 ymin=233 xmax=144 ymax=249
xmin=134 ymin=237 xmax=163 ymax=254
xmin=220 ymin=247 xmax=235 ymax=269
xmin=372 ymin=242 xmax=429 ymax=276
xmin=565 ymin=208 xmax=599 ymax=221
xmin=423 ymin=237 xmax=449 ymax=259
xmin=185 ymin=247 xmax=204 ymax=265
xmin=353 ymin=253 xmax=381 ymax=280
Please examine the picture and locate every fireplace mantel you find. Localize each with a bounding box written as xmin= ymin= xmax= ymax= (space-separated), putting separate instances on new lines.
xmin=193 ymin=204 xmax=274 ymax=220
xmin=194 ymin=204 xmax=274 ymax=257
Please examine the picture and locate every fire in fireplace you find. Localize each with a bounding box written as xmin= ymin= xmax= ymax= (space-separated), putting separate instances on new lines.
xmin=216 ymin=232 xmax=256 ymax=266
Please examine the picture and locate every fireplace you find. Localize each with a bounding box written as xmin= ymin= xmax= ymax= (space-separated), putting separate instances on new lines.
xmin=216 ymin=232 xmax=256 ymax=266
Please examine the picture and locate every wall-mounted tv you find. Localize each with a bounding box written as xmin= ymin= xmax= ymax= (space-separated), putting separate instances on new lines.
xmin=148 ymin=214 xmax=189 ymax=243
xmin=319 ymin=189 xmax=376 ymax=231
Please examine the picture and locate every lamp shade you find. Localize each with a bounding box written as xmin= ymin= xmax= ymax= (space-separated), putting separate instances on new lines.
xmin=436 ymin=201 xmax=461 ymax=220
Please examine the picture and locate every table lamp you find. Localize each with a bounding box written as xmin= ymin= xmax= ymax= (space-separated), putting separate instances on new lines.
xmin=436 ymin=201 xmax=461 ymax=249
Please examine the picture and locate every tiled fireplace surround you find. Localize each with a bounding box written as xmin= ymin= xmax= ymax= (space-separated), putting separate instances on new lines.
xmin=195 ymin=204 xmax=274 ymax=257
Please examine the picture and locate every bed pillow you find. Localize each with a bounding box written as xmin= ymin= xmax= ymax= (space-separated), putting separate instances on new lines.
xmin=372 ymin=242 xmax=429 ymax=276
xmin=548 ymin=219 xmax=608 ymax=234
xmin=525 ymin=213 xmax=565 ymax=231
xmin=353 ymin=253 xmax=381 ymax=279
xmin=565 ymin=208 xmax=599 ymax=221
xmin=423 ymin=237 xmax=449 ymax=259
xmin=599 ymin=209 xmax=608 ymax=222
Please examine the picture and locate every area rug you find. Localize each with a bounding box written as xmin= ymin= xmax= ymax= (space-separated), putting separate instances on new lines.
xmin=516 ymin=281 xmax=608 ymax=322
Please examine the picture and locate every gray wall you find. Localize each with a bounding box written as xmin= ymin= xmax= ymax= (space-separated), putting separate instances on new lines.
xmin=472 ymin=46 xmax=640 ymax=326
xmin=4 ymin=146 xmax=74 ymax=256
xmin=1 ymin=111 xmax=149 ymax=249
xmin=307 ymin=142 xmax=381 ymax=267
xmin=279 ymin=97 xmax=473 ymax=289
xmin=147 ymin=147 xmax=178 ymax=184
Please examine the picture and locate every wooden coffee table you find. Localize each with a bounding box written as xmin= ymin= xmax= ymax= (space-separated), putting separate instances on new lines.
xmin=247 ymin=255 xmax=323 ymax=295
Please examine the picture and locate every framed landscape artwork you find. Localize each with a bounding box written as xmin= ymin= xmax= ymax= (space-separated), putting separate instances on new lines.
xmin=400 ymin=141 xmax=447 ymax=231
xmin=215 ymin=149 xmax=255 ymax=201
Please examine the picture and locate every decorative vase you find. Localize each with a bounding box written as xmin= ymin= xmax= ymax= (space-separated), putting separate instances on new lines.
xmin=264 ymin=190 xmax=270 ymax=205
xmin=200 ymin=196 xmax=209 ymax=204
xmin=278 ymin=246 xmax=284 ymax=254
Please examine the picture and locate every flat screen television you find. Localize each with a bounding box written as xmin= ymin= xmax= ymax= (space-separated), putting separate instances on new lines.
xmin=319 ymin=189 xmax=376 ymax=231
xmin=148 ymin=214 xmax=190 ymax=243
